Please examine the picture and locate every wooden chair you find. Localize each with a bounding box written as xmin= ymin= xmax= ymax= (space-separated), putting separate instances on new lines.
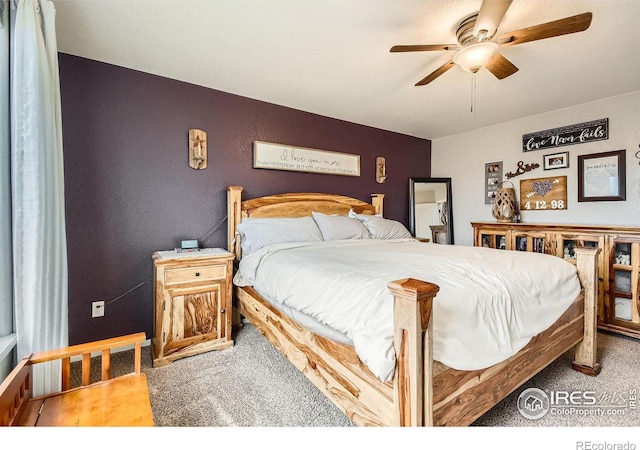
xmin=0 ymin=332 xmax=154 ymax=426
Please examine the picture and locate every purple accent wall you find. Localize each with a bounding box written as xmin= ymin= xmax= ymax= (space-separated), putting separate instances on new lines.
xmin=59 ymin=53 xmax=431 ymax=345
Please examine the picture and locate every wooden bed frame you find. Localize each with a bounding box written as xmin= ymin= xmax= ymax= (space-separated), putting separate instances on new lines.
xmin=226 ymin=186 xmax=601 ymax=426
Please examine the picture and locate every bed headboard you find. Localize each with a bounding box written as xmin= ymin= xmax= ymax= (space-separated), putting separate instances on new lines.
xmin=227 ymin=186 xmax=384 ymax=261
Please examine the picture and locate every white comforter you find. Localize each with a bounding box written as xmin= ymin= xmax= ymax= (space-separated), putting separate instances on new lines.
xmin=233 ymin=239 xmax=581 ymax=382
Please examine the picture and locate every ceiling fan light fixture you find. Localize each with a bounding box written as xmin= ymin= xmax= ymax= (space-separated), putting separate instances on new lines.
xmin=453 ymin=41 xmax=499 ymax=73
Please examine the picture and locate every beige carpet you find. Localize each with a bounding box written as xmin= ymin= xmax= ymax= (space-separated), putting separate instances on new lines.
xmin=88 ymin=324 xmax=640 ymax=427
xmin=473 ymin=330 xmax=640 ymax=427
xmin=142 ymin=323 xmax=354 ymax=427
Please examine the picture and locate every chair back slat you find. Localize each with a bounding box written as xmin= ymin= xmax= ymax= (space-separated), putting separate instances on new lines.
xmin=61 ymin=358 xmax=71 ymax=391
xmin=81 ymin=353 xmax=91 ymax=386
xmin=101 ymin=349 xmax=111 ymax=381
xmin=135 ymin=342 xmax=142 ymax=374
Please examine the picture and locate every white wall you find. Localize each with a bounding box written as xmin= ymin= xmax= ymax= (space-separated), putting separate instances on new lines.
xmin=432 ymin=90 xmax=640 ymax=246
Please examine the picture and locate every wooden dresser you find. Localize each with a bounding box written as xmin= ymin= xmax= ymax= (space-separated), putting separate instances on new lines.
xmin=152 ymin=248 xmax=235 ymax=367
xmin=471 ymin=222 xmax=640 ymax=339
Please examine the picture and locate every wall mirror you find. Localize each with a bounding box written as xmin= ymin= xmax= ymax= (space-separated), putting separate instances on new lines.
xmin=409 ymin=177 xmax=454 ymax=244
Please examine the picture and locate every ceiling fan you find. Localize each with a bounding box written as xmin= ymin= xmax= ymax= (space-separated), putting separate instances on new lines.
xmin=391 ymin=0 xmax=593 ymax=86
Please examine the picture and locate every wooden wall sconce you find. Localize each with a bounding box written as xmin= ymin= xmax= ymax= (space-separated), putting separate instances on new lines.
xmin=376 ymin=156 xmax=387 ymax=183
xmin=189 ymin=129 xmax=207 ymax=170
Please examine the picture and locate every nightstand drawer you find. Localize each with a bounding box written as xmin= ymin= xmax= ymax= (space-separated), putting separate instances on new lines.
xmin=165 ymin=264 xmax=226 ymax=285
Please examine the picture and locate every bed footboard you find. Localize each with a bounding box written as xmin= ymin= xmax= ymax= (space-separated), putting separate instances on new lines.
xmin=572 ymin=246 xmax=602 ymax=376
xmin=386 ymin=247 xmax=600 ymax=427
xmin=388 ymin=278 xmax=439 ymax=426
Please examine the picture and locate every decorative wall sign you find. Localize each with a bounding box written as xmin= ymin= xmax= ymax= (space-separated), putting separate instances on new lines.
xmin=484 ymin=161 xmax=503 ymax=205
xmin=543 ymin=151 xmax=569 ymax=170
xmin=505 ymin=160 xmax=539 ymax=179
xmin=578 ymin=149 xmax=626 ymax=202
xmin=520 ymin=176 xmax=568 ymax=211
xmin=253 ymin=141 xmax=360 ymax=176
xmin=522 ymin=118 xmax=608 ymax=152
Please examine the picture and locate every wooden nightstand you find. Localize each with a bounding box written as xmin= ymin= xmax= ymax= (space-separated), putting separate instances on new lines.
xmin=152 ymin=248 xmax=235 ymax=367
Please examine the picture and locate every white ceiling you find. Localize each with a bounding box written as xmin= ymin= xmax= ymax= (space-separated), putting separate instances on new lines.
xmin=52 ymin=0 xmax=640 ymax=140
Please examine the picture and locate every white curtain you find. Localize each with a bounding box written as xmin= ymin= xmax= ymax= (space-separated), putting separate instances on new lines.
xmin=11 ymin=0 xmax=68 ymax=395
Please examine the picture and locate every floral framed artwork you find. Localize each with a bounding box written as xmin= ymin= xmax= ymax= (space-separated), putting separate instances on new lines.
xmin=543 ymin=151 xmax=569 ymax=170
xmin=578 ymin=149 xmax=626 ymax=202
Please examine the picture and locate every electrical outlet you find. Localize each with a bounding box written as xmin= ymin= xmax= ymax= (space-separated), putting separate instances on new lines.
xmin=92 ymin=301 xmax=105 ymax=318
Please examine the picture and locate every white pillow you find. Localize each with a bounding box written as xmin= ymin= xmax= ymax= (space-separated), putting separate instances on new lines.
xmin=348 ymin=209 xmax=381 ymax=218
xmin=348 ymin=209 xmax=412 ymax=239
xmin=311 ymin=211 xmax=371 ymax=240
xmin=236 ymin=216 xmax=323 ymax=255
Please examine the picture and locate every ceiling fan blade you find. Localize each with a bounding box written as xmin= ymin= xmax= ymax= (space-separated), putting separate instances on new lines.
xmin=390 ymin=44 xmax=459 ymax=52
xmin=415 ymin=61 xmax=456 ymax=86
xmin=485 ymin=52 xmax=519 ymax=79
xmin=473 ymin=0 xmax=513 ymax=39
xmin=498 ymin=12 xmax=593 ymax=47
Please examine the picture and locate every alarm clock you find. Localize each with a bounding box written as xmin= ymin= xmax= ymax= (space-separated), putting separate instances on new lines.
xmin=176 ymin=239 xmax=199 ymax=252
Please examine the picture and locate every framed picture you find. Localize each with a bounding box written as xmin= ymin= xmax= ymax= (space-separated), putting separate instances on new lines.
xmin=253 ymin=141 xmax=360 ymax=176
xmin=578 ymin=149 xmax=626 ymax=202
xmin=543 ymin=151 xmax=569 ymax=170
xmin=484 ymin=161 xmax=503 ymax=205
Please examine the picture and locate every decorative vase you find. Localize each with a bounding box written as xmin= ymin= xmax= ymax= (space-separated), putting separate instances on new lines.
xmin=492 ymin=181 xmax=518 ymax=223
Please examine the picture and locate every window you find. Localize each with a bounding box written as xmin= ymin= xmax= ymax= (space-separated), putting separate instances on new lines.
xmin=0 ymin=0 xmax=16 ymax=380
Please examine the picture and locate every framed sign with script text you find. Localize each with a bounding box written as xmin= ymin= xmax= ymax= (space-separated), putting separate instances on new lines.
xmin=520 ymin=176 xmax=568 ymax=211
xmin=253 ymin=141 xmax=360 ymax=176
xmin=522 ymin=118 xmax=608 ymax=152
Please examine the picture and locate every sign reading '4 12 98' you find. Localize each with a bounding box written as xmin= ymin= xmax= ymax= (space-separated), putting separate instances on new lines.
xmin=520 ymin=176 xmax=568 ymax=211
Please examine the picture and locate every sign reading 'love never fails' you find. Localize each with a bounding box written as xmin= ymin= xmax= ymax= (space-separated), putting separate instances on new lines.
xmin=520 ymin=176 xmax=568 ymax=211
xmin=522 ymin=118 xmax=608 ymax=152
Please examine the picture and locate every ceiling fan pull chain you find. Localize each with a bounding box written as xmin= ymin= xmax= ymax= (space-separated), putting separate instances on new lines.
xmin=470 ymin=72 xmax=477 ymax=117
xmin=470 ymin=73 xmax=473 ymax=114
